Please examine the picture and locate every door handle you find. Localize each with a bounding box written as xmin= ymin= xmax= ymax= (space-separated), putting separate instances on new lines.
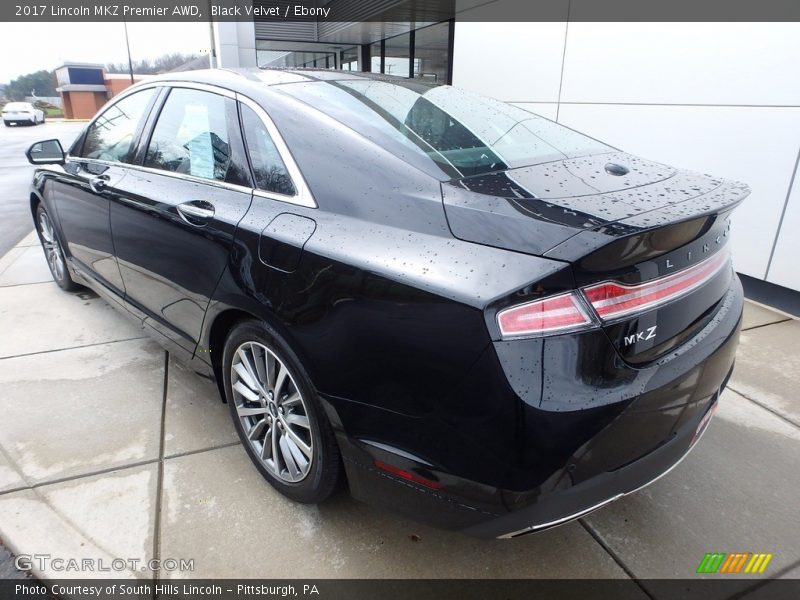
xmin=88 ymin=174 xmax=109 ymax=193
xmin=176 ymin=201 xmax=215 ymax=225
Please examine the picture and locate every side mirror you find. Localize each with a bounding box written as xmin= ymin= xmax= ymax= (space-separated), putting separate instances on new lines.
xmin=26 ymin=139 xmax=65 ymax=165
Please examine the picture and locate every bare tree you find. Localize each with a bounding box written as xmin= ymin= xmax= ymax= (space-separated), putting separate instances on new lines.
xmin=106 ymin=53 xmax=204 ymax=75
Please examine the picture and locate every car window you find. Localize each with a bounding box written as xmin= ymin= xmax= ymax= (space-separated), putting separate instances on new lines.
xmin=79 ymin=89 xmax=155 ymax=163
xmin=240 ymin=104 xmax=295 ymax=196
xmin=275 ymin=80 xmax=611 ymax=178
xmin=144 ymin=88 xmax=249 ymax=186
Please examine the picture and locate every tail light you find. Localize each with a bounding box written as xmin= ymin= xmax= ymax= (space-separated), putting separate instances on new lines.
xmin=497 ymin=292 xmax=594 ymax=338
xmin=582 ymin=248 xmax=730 ymax=321
xmin=496 ymin=248 xmax=730 ymax=339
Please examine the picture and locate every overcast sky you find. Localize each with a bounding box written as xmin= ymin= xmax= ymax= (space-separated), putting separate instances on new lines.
xmin=0 ymin=22 xmax=212 ymax=83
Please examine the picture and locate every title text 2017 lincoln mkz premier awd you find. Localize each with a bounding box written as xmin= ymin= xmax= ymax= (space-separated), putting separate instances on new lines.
xmin=25 ymin=69 xmax=748 ymax=538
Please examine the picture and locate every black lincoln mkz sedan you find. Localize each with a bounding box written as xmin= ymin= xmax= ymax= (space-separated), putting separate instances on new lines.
xmin=26 ymin=69 xmax=748 ymax=538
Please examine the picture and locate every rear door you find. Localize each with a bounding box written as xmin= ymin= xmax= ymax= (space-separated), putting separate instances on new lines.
xmin=55 ymin=87 xmax=159 ymax=300
xmin=109 ymin=85 xmax=253 ymax=354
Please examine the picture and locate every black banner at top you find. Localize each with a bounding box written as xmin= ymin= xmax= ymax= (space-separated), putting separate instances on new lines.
xmin=2 ymin=0 xmax=800 ymax=22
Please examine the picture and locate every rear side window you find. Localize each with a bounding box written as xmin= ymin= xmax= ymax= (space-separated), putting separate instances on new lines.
xmin=80 ymin=88 xmax=155 ymax=163
xmin=144 ymin=88 xmax=250 ymax=186
xmin=240 ymin=104 xmax=295 ymax=196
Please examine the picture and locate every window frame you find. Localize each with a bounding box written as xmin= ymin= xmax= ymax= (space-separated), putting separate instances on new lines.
xmin=139 ymin=86 xmax=252 ymax=189
xmin=69 ymin=80 xmax=317 ymax=209
xmin=73 ymin=87 xmax=161 ymax=164
xmin=237 ymin=98 xmax=299 ymax=202
xmin=236 ymin=94 xmax=315 ymax=207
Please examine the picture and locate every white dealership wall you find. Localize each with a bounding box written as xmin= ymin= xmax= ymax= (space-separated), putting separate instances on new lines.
xmin=453 ymin=14 xmax=800 ymax=292
xmin=213 ymin=21 xmax=258 ymax=68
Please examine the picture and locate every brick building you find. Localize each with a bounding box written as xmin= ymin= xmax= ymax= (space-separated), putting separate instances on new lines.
xmin=55 ymin=62 xmax=147 ymax=119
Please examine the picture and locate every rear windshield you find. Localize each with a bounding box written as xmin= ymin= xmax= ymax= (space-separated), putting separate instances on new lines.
xmin=3 ymin=102 xmax=31 ymax=111
xmin=274 ymin=79 xmax=611 ymax=179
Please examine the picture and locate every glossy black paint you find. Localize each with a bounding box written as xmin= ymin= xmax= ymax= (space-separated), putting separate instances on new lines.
xmin=110 ymin=167 xmax=253 ymax=353
xmin=55 ymin=160 xmax=128 ymax=296
xmin=29 ymin=68 xmax=748 ymax=538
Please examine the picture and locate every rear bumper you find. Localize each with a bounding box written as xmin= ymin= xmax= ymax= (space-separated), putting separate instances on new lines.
xmin=332 ymin=276 xmax=742 ymax=538
xmin=467 ymin=386 xmax=724 ymax=538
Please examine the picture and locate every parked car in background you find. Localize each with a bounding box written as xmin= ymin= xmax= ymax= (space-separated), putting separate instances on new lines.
xmin=2 ymin=101 xmax=45 ymax=126
xmin=24 ymin=69 xmax=748 ymax=538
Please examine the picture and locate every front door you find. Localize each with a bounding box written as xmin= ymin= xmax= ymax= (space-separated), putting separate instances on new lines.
xmin=55 ymin=87 xmax=158 ymax=297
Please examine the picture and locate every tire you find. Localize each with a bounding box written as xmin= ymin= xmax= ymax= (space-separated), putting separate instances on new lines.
xmin=41 ymin=115 xmax=46 ymax=124
xmin=3 ymin=121 xmax=9 ymax=127
xmin=223 ymin=319 xmax=341 ymax=503
xmin=36 ymin=204 xmax=80 ymax=291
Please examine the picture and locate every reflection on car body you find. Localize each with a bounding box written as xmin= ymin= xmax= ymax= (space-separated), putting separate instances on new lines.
xmin=26 ymin=68 xmax=747 ymax=538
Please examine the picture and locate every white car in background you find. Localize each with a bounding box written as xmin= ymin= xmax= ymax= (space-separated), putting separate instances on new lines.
xmin=2 ymin=102 xmax=45 ymax=126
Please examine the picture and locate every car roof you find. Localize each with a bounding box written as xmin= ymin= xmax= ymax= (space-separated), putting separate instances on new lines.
xmin=136 ymin=68 xmax=451 ymax=181
xmin=143 ymin=67 xmax=438 ymax=94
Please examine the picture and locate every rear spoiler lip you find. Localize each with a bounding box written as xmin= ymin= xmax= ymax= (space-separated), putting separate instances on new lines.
xmin=594 ymin=178 xmax=750 ymax=232
xmin=543 ymin=178 xmax=751 ymax=263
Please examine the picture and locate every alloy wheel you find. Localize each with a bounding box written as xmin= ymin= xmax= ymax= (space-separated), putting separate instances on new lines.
xmin=230 ymin=341 xmax=314 ymax=483
xmin=38 ymin=210 xmax=65 ymax=282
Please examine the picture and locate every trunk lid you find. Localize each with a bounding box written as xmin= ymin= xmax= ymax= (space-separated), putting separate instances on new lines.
xmin=441 ymin=151 xmax=748 ymax=256
xmin=442 ymin=151 xmax=750 ymax=364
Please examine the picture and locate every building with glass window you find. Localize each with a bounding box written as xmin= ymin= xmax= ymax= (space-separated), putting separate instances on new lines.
xmin=214 ymin=19 xmax=453 ymax=84
xmin=211 ymin=4 xmax=800 ymax=297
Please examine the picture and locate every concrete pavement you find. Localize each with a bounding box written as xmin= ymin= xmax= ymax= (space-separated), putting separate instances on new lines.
xmin=0 ymin=235 xmax=798 ymax=590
